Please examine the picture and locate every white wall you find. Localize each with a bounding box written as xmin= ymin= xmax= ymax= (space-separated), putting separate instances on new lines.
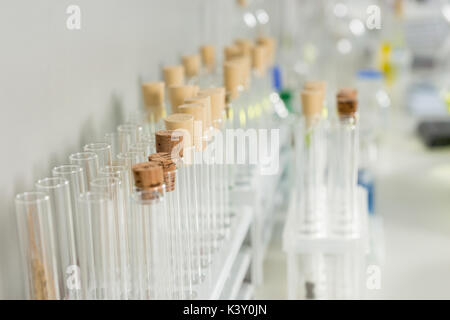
xmin=0 ymin=0 xmax=238 ymax=299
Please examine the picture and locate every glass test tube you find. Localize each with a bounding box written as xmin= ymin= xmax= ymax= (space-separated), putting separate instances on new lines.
xmin=35 ymin=177 xmax=77 ymax=299
xmin=90 ymin=177 xmax=130 ymax=299
xmin=104 ymin=132 xmax=120 ymax=162
xmin=117 ymin=151 xmax=146 ymax=194
xmin=15 ymin=192 xmax=60 ymax=300
xmin=117 ymin=123 xmax=143 ymax=153
xmin=69 ymin=152 xmax=99 ymax=190
xmin=77 ymin=192 xmax=120 ymax=300
xmin=84 ymin=143 xmax=112 ymax=168
xmin=130 ymin=189 xmax=172 ymax=300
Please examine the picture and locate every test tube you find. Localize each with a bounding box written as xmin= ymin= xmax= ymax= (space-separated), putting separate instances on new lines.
xmin=69 ymin=152 xmax=99 ymax=190
xmin=130 ymin=164 xmax=172 ymax=299
xmin=77 ymin=192 xmax=120 ymax=299
xmin=90 ymin=177 xmax=130 ymax=299
xmin=52 ymin=165 xmax=86 ymax=277
xmin=84 ymin=143 xmax=112 ymax=168
xmin=15 ymin=192 xmax=60 ymax=300
xmin=35 ymin=177 xmax=78 ymax=299
xmin=116 ymin=151 xmax=146 ymax=194
xmin=142 ymin=82 xmax=166 ymax=134
xmin=104 ymin=132 xmax=120 ymax=162
xmin=295 ymin=90 xmax=327 ymax=236
xmin=117 ymin=123 xmax=143 ymax=153
xmin=98 ymin=165 xmax=131 ymax=208
xmin=328 ymin=90 xmax=359 ymax=236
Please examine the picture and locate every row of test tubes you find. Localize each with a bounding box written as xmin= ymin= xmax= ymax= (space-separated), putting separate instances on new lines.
xmin=14 ymin=36 xmax=280 ymax=300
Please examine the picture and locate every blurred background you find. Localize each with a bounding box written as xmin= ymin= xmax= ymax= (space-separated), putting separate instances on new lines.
xmin=0 ymin=0 xmax=449 ymax=299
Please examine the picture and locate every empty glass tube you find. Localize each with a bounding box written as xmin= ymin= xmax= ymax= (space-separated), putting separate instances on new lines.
xmin=117 ymin=151 xmax=146 ymax=194
xmin=117 ymin=123 xmax=143 ymax=153
xmin=35 ymin=177 xmax=78 ymax=299
xmin=69 ymin=152 xmax=99 ymax=190
xmin=77 ymin=192 xmax=120 ymax=300
xmin=84 ymin=143 xmax=112 ymax=168
xmin=15 ymin=192 xmax=60 ymax=300
xmin=90 ymin=177 xmax=130 ymax=299
xmin=104 ymin=132 xmax=121 ymax=162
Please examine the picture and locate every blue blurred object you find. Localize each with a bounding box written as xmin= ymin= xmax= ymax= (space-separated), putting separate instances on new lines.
xmin=357 ymin=69 xmax=384 ymax=79
xmin=358 ymin=169 xmax=375 ymax=215
xmin=272 ymin=65 xmax=283 ymax=92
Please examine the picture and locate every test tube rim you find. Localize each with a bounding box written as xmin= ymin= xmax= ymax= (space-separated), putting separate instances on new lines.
xmin=69 ymin=151 xmax=98 ymax=162
xmin=84 ymin=142 xmax=112 ymax=152
xmin=15 ymin=191 xmax=50 ymax=205
xmin=35 ymin=177 xmax=70 ymax=190
xmin=52 ymin=164 xmax=83 ymax=176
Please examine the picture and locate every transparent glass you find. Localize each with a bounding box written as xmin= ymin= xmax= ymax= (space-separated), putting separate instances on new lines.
xmin=98 ymin=165 xmax=131 ymax=212
xmin=15 ymin=192 xmax=61 ymax=300
xmin=129 ymin=141 xmax=154 ymax=158
xmin=35 ymin=177 xmax=78 ymax=299
xmin=69 ymin=152 xmax=99 ymax=190
xmin=129 ymin=189 xmax=172 ymax=299
xmin=117 ymin=123 xmax=143 ymax=153
xmin=328 ymin=116 xmax=359 ymax=236
xmin=294 ymin=116 xmax=327 ymax=236
xmin=77 ymin=192 xmax=120 ymax=300
xmin=116 ymin=151 xmax=146 ymax=195
xmin=104 ymin=132 xmax=120 ymax=162
xmin=84 ymin=143 xmax=112 ymax=168
xmin=90 ymin=177 xmax=130 ymax=299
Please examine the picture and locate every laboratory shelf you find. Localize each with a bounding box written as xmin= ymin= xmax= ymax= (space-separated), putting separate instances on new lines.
xmin=220 ymin=246 xmax=252 ymax=300
xmin=195 ymin=206 xmax=253 ymax=300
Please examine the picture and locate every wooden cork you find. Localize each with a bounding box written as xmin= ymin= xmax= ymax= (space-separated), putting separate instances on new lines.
xmin=301 ymin=90 xmax=323 ymax=117
xmin=337 ymin=88 xmax=358 ymax=100
xmin=163 ymin=65 xmax=185 ymax=87
xmin=224 ymin=61 xmax=243 ymax=99
xmin=237 ymin=0 xmax=248 ymax=8
xmin=198 ymin=88 xmax=226 ymax=125
xmin=184 ymin=96 xmax=212 ymax=129
xmin=235 ymin=38 xmax=253 ymax=58
xmin=304 ymin=81 xmax=326 ymax=102
xmin=252 ymin=44 xmax=267 ymax=76
xmin=132 ymin=162 xmax=164 ymax=189
xmin=224 ymin=44 xmax=242 ymax=61
xmin=200 ymin=45 xmax=215 ymax=71
xmin=256 ymin=36 xmax=276 ymax=66
xmin=164 ymin=113 xmax=194 ymax=146
xmin=155 ymin=130 xmax=184 ymax=157
xmin=337 ymin=98 xmax=358 ymax=117
xmin=148 ymin=153 xmax=177 ymax=192
xmin=168 ymin=85 xmax=198 ymax=113
xmin=142 ymin=82 xmax=165 ymax=107
xmin=182 ymin=54 xmax=201 ymax=78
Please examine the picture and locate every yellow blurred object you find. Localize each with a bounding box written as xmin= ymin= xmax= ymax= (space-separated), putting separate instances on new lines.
xmin=378 ymin=42 xmax=394 ymax=87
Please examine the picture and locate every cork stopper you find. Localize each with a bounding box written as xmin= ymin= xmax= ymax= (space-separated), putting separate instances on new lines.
xmin=237 ymin=0 xmax=248 ymax=7
xmin=198 ymin=88 xmax=226 ymax=125
xmin=200 ymin=45 xmax=216 ymax=71
xmin=182 ymin=54 xmax=201 ymax=78
xmin=252 ymin=44 xmax=267 ymax=76
xmin=163 ymin=65 xmax=185 ymax=87
xmin=148 ymin=153 xmax=177 ymax=192
xmin=304 ymin=81 xmax=326 ymax=102
xmin=337 ymin=88 xmax=358 ymax=100
xmin=184 ymin=96 xmax=212 ymax=129
xmin=224 ymin=44 xmax=242 ymax=61
xmin=300 ymin=90 xmax=323 ymax=117
xmin=142 ymin=82 xmax=165 ymax=107
xmin=155 ymin=130 xmax=184 ymax=157
xmin=224 ymin=61 xmax=243 ymax=99
xmin=235 ymin=38 xmax=253 ymax=57
xmin=164 ymin=113 xmax=194 ymax=146
xmin=132 ymin=162 xmax=164 ymax=189
xmin=256 ymin=36 xmax=276 ymax=65
xmin=168 ymin=85 xmax=198 ymax=113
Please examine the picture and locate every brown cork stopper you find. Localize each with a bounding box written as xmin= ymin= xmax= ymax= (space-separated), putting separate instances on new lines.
xmin=148 ymin=153 xmax=177 ymax=192
xmin=237 ymin=0 xmax=248 ymax=7
xmin=142 ymin=82 xmax=165 ymax=107
xmin=304 ymin=81 xmax=326 ymax=102
xmin=301 ymin=90 xmax=323 ymax=117
xmin=252 ymin=44 xmax=267 ymax=76
xmin=168 ymin=85 xmax=198 ymax=113
xmin=224 ymin=44 xmax=242 ymax=61
xmin=224 ymin=61 xmax=243 ymax=99
xmin=184 ymin=96 xmax=212 ymax=129
xmin=182 ymin=54 xmax=201 ymax=78
xmin=198 ymin=88 xmax=226 ymax=124
xmin=163 ymin=65 xmax=185 ymax=87
xmin=235 ymin=38 xmax=253 ymax=58
xmin=155 ymin=130 xmax=184 ymax=157
xmin=256 ymin=36 xmax=276 ymax=65
xmin=337 ymin=88 xmax=358 ymax=100
xmin=200 ymin=45 xmax=216 ymax=71
xmin=164 ymin=113 xmax=194 ymax=146
xmin=132 ymin=162 xmax=164 ymax=189
xmin=337 ymin=98 xmax=358 ymax=117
